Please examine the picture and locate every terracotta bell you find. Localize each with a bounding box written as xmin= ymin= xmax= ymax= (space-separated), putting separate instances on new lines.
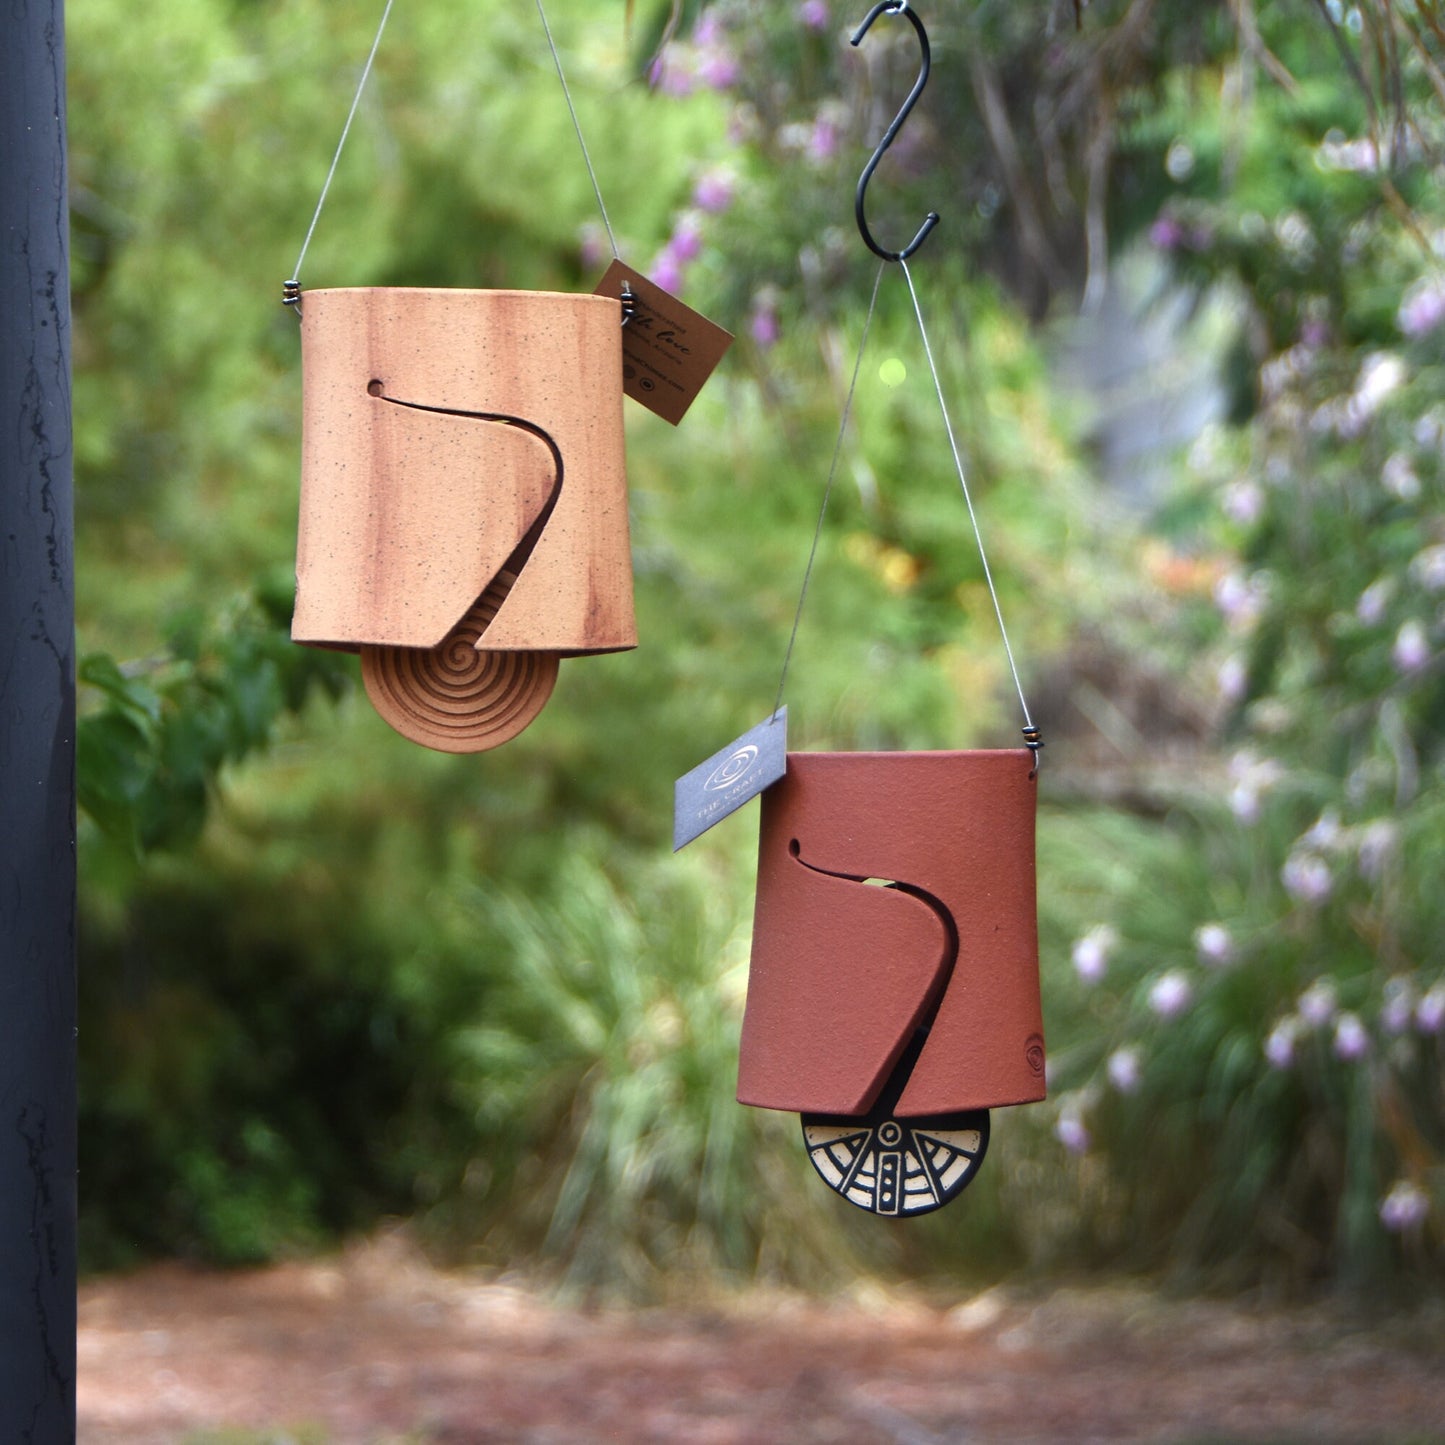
xmin=292 ymin=286 xmax=633 ymax=751
xmin=739 ymin=749 xmax=1044 ymax=1215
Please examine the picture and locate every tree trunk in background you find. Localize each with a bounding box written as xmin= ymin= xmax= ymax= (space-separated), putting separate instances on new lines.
xmin=0 ymin=0 xmax=78 ymax=1437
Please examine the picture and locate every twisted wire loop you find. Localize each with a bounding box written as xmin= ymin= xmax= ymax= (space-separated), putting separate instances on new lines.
xmin=360 ymin=569 xmax=559 ymax=752
xmin=1022 ymin=724 xmax=1044 ymax=775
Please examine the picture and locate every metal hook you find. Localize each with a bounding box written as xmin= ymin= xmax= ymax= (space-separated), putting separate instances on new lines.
xmin=851 ymin=1 xmax=940 ymax=262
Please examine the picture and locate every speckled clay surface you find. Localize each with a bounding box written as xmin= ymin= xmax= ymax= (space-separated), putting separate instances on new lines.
xmin=292 ymin=287 xmax=633 ymax=654
xmin=738 ymin=749 xmax=1044 ymax=1117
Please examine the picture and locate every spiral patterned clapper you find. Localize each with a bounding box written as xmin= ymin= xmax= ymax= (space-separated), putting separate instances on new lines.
xmin=360 ymin=569 xmax=559 ymax=752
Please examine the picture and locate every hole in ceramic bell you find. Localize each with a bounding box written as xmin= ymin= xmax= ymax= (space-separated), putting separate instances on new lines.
xmin=291 ymin=287 xmax=634 ymax=751
xmin=739 ymin=749 xmax=1045 ymax=1121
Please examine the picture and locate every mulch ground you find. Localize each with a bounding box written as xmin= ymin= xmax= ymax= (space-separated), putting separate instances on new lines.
xmin=77 ymin=1233 xmax=1445 ymax=1444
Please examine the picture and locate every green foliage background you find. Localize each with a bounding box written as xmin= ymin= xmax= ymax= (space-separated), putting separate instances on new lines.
xmin=70 ymin=0 xmax=1445 ymax=1298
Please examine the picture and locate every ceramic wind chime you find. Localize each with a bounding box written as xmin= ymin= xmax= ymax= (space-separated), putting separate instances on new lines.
xmin=676 ymin=0 xmax=1046 ymax=1218
xmin=290 ymin=286 xmax=632 ymax=752
xmin=283 ymin=3 xmax=728 ymax=752
xmin=744 ymin=749 xmax=1043 ymax=1217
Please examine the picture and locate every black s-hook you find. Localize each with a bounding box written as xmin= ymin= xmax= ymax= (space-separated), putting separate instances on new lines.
xmin=851 ymin=1 xmax=939 ymax=262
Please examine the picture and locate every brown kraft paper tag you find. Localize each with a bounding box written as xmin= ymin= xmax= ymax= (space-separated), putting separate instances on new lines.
xmin=594 ymin=259 xmax=733 ymax=425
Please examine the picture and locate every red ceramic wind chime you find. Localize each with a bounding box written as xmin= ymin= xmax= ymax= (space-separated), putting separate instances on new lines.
xmin=282 ymin=1 xmax=729 ymax=752
xmin=676 ymin=0 xmax=1046 ymax=1218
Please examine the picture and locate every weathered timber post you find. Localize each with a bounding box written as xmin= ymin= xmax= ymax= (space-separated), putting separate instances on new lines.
xmin=1 ymin=0 xmax=79 ymax=1437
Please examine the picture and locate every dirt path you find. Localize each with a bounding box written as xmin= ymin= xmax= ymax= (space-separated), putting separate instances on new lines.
xmin=78 ymin=1235 xmax=1445 ymax=1444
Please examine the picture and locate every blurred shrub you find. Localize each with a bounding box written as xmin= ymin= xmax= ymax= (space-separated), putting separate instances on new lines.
xmin=77 ymin=572 xmax=351 ymax=855
xmin=1044 ymin=0 xmax=1445 ymax=1294
xmin=432 ymin=842 xmax=835 ymax=1294
xmin=69 ymin=0 xmax=1445 ymax=1302
xmin=71 ymin=0 xmax=1096 ymax=1283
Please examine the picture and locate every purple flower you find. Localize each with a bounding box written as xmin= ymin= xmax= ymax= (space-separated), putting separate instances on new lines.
xmin=1417 ymin=984 xmax=1445 ymax=1034
xmin=808 ymin=115 xmax=840 ymax=164
xmin=1071 ymin=925 xmax=1117 ymax=984
xmin=1217 ymin=654 xmax=1247 ymax=703
xmin=798 ymin=0 xmax=830 ymax=30
xmin=1214 ymin=571 xmax=1264 ymax=632
xmin=1357 ymin=820 xmax=1398 ymax=882
xmin=1382 ymin=453 xmax=1421 ymax=501
xmin=1261 ymin=351 xmax=1302 ymax=402
xmin=1303 ymin=810 xmax=1343 ymax=851
xmin=1298 ymin=979 xmax=1338 ymax=1027
xmin=1165 ymin=139 xmax=1196 ymax=181
xmin=691 ymin=168 xmax=735 ymax=214
xmin=1275 ymin=210 xmax=1314 ymax=259
xmin=1379 ymin=1180 xmax=1430 ymax=1232
xmin=1356 ymin=577 xmax=1394 ymax=625
xmin=749 ymin=298 xmax=780 ymax=350
xmin=648 ymin=48 xmax=696 ymax=97
xmin=666 ymin=214 xmax=704 ymax=265
xmin=1392 ymin=619 xmax=1431 ymax=674
xmin=1150 ymin=216 xmax=1187 ymax=251
xmin=1148 ymin=970 xmax=1193 ymax=1019
xmin=697 ymin=50 xmax=740 ymax=91
xmin=1333 ymin=1012 xmax=1370 ymax=1060
xmin=1227 ymin=752 xmax=1282 ymax=826
xmin=1355 ymin=352 xmax=1406 ymax=413
xmin=1194 ymin=923 xmax=1234 ymax=968
xmin=1230 ymin=783 xmax=1262 ymax=824
xmin=1398 ymin=280 xmax=1445 ymax=338
xmin=1282 ymin=853 xmax=1332 ymax=906
xmin=1265 ymin=1018 xmax=1299 ymax=1069
xmin=649 ymin=250 xmax=685 ymax=295
xmin=1107 ymin=1047 xmax=1142 ymax=1094
xmin=1412 ymin=545 xmax=1445 ymax=592
xmin=1222 ymin=480 xmax=1264 ymax=525
xmin=1055 ymin=1112 xmax=1090 ymax=1155
xmin=1381 ymin=977 xmax=1415 ymax=1035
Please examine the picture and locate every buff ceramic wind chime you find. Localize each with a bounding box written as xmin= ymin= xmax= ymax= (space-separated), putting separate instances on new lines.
xmin=676 ymin=1 xmax=1047 ymax=1219
xmin=282 ymin=1 xmax=731 ymax=751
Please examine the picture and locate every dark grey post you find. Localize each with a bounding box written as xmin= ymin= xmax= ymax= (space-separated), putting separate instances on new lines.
xmin=1 ymin=0 xmax=79 ymax=1438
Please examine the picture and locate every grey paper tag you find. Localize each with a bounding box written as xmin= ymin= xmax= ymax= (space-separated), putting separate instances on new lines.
xmin=673 ymin=709 xmax=788 ymax=851
xmin=594 ymin=259 xmax=734 ymax=425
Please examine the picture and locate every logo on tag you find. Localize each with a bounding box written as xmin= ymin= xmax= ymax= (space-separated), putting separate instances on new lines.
xmin=595 ymin=259 xmax=733 ymax=425
xmin=674 ymin=709 xmax=788 ymax=851
xmin=705 ymin=744 xmax=760 ymax=791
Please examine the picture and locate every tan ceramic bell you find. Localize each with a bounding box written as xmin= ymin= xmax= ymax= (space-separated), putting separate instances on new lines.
xmin=292 ymin=286 xmax=633 ymax=752
xmin=739 ymin=749 xmax=1044 ymax=1216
